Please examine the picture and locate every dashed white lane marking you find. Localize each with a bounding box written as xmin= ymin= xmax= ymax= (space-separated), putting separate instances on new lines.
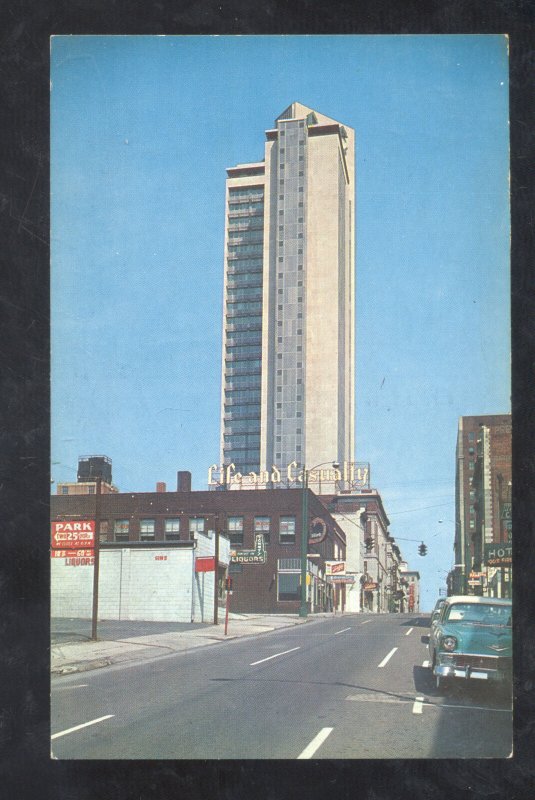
xmin=412 ymin=696 xmax=425 ymax=714
xmin=405 ymin=627 xmax=414 ymax=636
xmin=51 ymin=714 xmax=114 ymax=740
xmin=334 ymin=627 xmax=352 ymax=635
xmin=377 ymin=647 xmax=398 ymax=668
xmin=298 ymin=727 xmax=334 ymax=759
xmin=361 ymin=619 xmax=372 ymax=625
xmin=250 ymin=646 xmax=300 ymax=666
xmin=422 ymin=659 xmax=430 ymax=668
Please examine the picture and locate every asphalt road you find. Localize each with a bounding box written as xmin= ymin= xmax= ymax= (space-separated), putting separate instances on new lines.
xmin=51 ymin=613 xmax=512 ymax=759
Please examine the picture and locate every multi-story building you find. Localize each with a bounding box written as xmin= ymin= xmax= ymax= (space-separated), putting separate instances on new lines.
xmin=219 ymin=102 xmax=355 ymax=489
xmin=398 ymin=566 xmax=420 ymax=613
xmin=51 ymin=471 xmax=346 ymax=615
xmin=56 ymin=455 xmax=118 ymax=495
xmin=453 ymin=414 xmax=512 ymax=596
xmin=322 ymin=489 xmax=405 ymax=613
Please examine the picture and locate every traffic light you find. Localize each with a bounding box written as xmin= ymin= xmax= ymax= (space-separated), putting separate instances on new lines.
xmin=365 ymin=536 xmax=373 ymax=553
xmin=418 ymin=543 xmax=427 ymax=556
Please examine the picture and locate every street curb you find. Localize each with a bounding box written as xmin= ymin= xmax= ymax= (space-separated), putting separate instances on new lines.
xmin=50 ymin=614 xmax=328 ymax=676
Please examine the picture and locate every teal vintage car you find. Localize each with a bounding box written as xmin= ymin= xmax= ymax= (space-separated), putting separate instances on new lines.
xmin=429 ymin=595 xmax=512 ymax=691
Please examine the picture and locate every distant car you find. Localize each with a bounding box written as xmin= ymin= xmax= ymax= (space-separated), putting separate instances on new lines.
xmin=429 ymin=595 xmax=512 ymax=691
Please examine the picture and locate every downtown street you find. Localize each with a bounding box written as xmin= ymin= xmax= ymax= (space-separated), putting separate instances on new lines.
xmin=51 ymin=613 xmax=511 ymax=760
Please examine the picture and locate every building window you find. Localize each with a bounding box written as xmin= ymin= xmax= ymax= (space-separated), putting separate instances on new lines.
xmin=254 ymin=516 xmax=270 ymax=544
xmin=189 ymin=517 xmax=205 ymax=539
xmin=469 ymin=520 xmax=475 ymax=529
xmin=61 ymin=486 xmax=69 ymax=495
xmin=228 ymin=516 xmax=244 ymax=546
xmin=468 ymin=432 xmax=475 ymax=441
xmin=279 ymin=516 xmax=296 ymax=544
xmin=140 ymin=519 xmax=155 ymax=541
xmin=99 ymin=520 xmax=108 ymax=543
xmin=278 ymin=573 xmax=300 ymax=601
xmin=469 ymin=462 xmax=474 ymax=471
xmin=114 ymin=519 xmax=129 ymax=542
xmin=88 ymin=485 xmax=95 ymax=494
xmin=165 ymin=518 xmax=181 ymax=541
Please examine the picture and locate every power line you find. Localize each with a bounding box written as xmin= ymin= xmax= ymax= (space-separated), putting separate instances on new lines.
xmin=388 ymin=501 xmax=453 ymax=516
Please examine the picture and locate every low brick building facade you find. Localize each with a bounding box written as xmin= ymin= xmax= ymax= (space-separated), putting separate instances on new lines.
xmin=51 ymin=485 xmax=346 ymax=615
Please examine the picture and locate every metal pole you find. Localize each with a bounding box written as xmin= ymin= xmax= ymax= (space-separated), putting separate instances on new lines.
xmin=214 ymin=520 xmax=220 ymax=625
xmin=90 ymin=476 xmax=102 ymax=641
xmin=299 ymin=469 xmax=308 ymax=618
xmin=224 ymin=583 xmax=231 ymax=635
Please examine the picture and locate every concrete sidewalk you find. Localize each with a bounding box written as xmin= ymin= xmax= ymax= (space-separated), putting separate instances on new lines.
xmin=51 ymin=612 xmax=334 ymax=676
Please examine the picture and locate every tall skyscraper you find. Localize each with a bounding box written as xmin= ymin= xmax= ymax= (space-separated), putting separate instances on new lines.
xmin=219 ymin=102 xmax=355 ymax=485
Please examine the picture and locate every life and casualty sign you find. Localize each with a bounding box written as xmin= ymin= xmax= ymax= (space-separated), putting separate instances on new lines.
xmin=51 ymin=520 xmax=95 ymax=549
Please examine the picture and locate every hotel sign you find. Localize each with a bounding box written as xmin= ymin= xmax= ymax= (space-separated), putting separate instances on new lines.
xmin=484 ymin=543 xmax=512 ymax=567
xmin=208 ymin=461 xmax=370 ymax=490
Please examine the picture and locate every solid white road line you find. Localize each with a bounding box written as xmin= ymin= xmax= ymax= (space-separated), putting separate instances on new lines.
xmin=412 ymin=696 xmax=425 ymax=714
xmin=405 ymin=627 xmax=414 ymax=636
xmin=361 ymin=619 xmax=372 ymax=625
xmin=53 ymin=684 xmax=89 ymax=690
xmin=51 ymin=714 xmax=115 ymax=740
xmin=436 ymin=703 xmax=512 ymax=713
xmin=250 ymin=646 xmax=300 ymax=666
xmin=377 ymin=647 xmax=398 ymax=668
xmin=422 ymin=659 xmax=430 ymax=668
xmin=298 ymin=727 xmax=334 ymax=759
xmin=334 ymin=627 xmax=352 ymax=635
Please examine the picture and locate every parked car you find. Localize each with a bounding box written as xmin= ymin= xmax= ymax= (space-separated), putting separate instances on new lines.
xmin=429 ymin=595 xmax=512 ymax=691
xmin=429 ymin=597 xmax=446 ymax=628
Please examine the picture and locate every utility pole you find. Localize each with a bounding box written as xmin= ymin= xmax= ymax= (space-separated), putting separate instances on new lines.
xmin=214 ymin=514 xmax=220 ymax=624
xmin=91 ymin=476 xmax=102 ymax=640
xmin=299 ymin=468 xmax=309 ymax=618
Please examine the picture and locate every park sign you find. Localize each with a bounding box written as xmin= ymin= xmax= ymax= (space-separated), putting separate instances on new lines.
xmin=484 ymin=542 xmax=512 ymax=567
xmin=230 ymin=534 xmax=266 ymax=565
xmin=51 ymin=520 xmax=95 ymax=549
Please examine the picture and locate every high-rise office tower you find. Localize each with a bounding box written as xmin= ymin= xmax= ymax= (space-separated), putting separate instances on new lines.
xmin=219 ymin=102 xmax=355 ymax=484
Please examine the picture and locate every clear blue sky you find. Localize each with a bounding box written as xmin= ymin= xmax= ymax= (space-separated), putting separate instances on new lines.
xmin=51 ymin=35 xmax=510 ymax=610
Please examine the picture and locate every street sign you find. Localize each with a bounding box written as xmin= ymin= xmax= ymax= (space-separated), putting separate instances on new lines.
xmin=195 ymin=556 xmax=216 ymax=572
xmin=329 ymin=575 xmax=355 ymax=584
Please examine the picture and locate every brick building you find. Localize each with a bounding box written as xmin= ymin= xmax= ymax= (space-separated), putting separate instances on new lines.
xmin=51 ymin=473 xmax=347 ymax=616
xmin=454 ymin=414 xmax=512 ymax=596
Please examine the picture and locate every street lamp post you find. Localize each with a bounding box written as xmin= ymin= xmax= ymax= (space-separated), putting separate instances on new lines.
xmin=299 ymin=461 xmax=339 ymax=619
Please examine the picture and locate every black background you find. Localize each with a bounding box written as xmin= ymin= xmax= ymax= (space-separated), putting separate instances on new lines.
xmin=1 ymin=2 xmax=534 ymax=798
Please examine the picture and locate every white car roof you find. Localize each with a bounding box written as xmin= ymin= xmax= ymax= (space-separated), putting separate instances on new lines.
xmin=445 ymin=595 xmax=511 ymax=606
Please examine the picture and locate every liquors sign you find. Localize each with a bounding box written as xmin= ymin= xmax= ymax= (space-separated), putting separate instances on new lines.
xmin=208 ymin=461 xmax=370 ymax=490
xmin=230 ymin=534 xmax=267 ymax=565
